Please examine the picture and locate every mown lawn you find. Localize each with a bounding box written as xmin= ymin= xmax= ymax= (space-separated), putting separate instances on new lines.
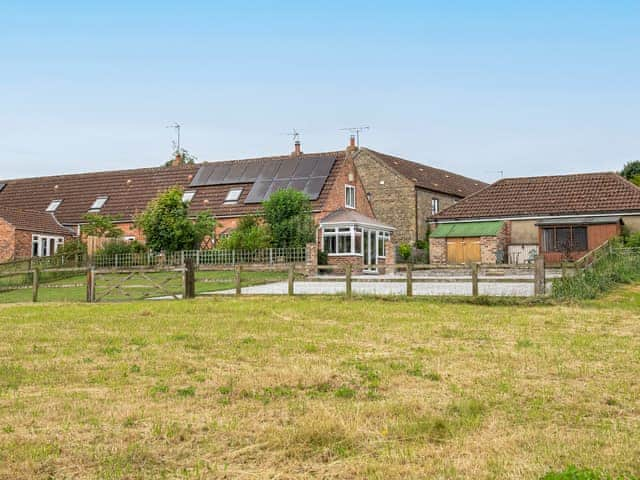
xmin=0 ymin=287 xmax=639 ymax=479
xmin=0 ymin=270 xmax=287 ymax=303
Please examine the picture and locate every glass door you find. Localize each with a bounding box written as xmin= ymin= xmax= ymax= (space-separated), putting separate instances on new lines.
xmin=363 ymin=229 xmax=378 ymax=272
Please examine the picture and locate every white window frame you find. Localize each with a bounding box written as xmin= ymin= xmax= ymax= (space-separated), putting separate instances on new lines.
xmin=431 ymin=197 xmax=440 ymax=216
xmin=224 ymin=188 xmax=243 ymax=204
xmin=89 ymin=196 xmax=109 ymax=212
xmin=46 ymin=200 xmax=62 ymax=212
xmin=321 ymin=226 xmax=391 ymax=257
xmin=182 ymin=191 xmax=196 ymax=203
xmin=31 ymin=234 xmax=64 ymax=257
xmin=345 ymin=185 xmax=356 ymax=209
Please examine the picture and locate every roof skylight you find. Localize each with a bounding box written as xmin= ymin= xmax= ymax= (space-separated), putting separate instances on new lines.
xmin=46 ymin=200 xmax=62 ymax=212
xmin=89 ymin=196 xmax=108 ymax=212
xmin=224 ymin=188 xmax=243 ymax=204
xmin=182 ymin=191 xmax=196 ymax=203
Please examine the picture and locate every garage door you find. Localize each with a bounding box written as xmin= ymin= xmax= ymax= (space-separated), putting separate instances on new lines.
xmin=447 ymin=238 xmax=481 ymax=264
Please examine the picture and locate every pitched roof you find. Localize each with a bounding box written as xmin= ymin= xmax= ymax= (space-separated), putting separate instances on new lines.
xmin=0 ymin=205 xmax=75 ymax=236
xmin=0 ymin=151 xmax=346 ymax=225
xmin=319 ymin=208 xmax=394 ymax=230
xmin=360 ymin=148 xmax=487 ymax=197
xmin=434 ymin=172 xmax=640 ymax=220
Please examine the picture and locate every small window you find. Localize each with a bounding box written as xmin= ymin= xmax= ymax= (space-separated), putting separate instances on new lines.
xmin=46 ymin=200 xmax=62 ymax=212
xmin=345 ymin=185 xmax=356 ymax=209
xmin=89 ymin=196 xmax=108 ymax=212
xmin=182 ymin=191 xmax=196 ymax=203
xmin=224 ymin=188 xmax=243 ymax=204
xmin=431 ymin=198 xmax=440 ymax=215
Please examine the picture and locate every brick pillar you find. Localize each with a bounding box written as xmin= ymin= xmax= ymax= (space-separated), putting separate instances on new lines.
xmin=384 ymin=240 xmax=396 ymax=274
xmin=429 ymin=238 xmax=447 ymax=264
xmin=305 ymin=242 xmax=317 ymax=276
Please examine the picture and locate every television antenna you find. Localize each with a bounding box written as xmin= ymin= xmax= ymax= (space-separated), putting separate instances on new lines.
xmin=340 ymin=126 xmax=370 ymax=147
xmin=166 ymin=122 xmax=181 ymax=153
xmin=284 ymin=128 xmax=301 ymax=143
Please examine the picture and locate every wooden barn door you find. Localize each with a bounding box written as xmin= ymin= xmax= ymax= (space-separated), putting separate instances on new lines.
xmin=447 ymin=238 xmax=481 ymax=264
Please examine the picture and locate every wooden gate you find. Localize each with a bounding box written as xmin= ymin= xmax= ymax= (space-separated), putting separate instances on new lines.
xmin=92 ymin=267 xmax=184 ymax=302
xmin=447 ymin=238 xmax=481 ymax=264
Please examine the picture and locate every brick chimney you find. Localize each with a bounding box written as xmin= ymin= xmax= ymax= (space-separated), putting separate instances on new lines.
xmin=171 ymin=151 xmax=183 ymax=167
xmin=346 ymin=135 xmax=358 ymax=153
xmin=292 ymin=140 xmax=302 ymax=156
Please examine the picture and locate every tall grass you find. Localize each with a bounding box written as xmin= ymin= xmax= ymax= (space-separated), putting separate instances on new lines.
xmin=552 ymin=248 xmax=640 ymax=300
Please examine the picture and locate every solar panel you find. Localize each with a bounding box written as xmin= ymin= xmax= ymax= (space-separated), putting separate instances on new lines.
xmin=275 ymin=158 xmax=298 ymax=179
xmin=304 ymin=177 xmax=326 ymax=200
xmin=223 ymin=162 xmax=248 ymax=183
xmin=244 ymin=180 xmax=272 ymax=203
xmin=191 ymin=154 xmax=337 ymax=204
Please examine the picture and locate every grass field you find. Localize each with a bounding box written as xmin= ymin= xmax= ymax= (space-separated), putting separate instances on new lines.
xmin=0 ymin=270 xmax=287 ymax=303
xmin=0 ymin=286 xmax=639 ymax=479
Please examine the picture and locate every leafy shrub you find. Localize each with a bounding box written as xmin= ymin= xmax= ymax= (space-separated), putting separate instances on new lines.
xmin=398 ymin=244 xmax=412 ymax=262
xmin=55 ymin=239 xmax=87 ymax=257
xmin=95 ymin=240 xmax=147 ymax=257
xmin=623 ymin=231 xmax=640 ymax=249
xmin=317 ymin=250 xmax=328 ymax=265
xmin=262 ymin=188 xmax=315 ymax=248
xmin=552 ymin=248 xmax=640 ymax=300
xmin=217 ymin=215 xmax=271 ymax=251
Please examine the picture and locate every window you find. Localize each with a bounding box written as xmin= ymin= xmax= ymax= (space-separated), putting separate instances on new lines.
xmin=345 ymin=185 xmax=356 ymax=209
xmin=431 ymin=198 xmax=440 ymax=215
xmin=224 ymin=188 xmax=243 ymax=204
xmin=46 ymin=200 xmax=62 ymax=212
xmin=542 ymin=226 xmax=588 ymax=252
xmin=89 ymin=196 xmax=108 ymax=212
xmin=31 ymin=235 xmax=63 ymax=257
xmin=182 ymin=191 xmax=196 ymax=203
xmin=322 ymin=227 xmax=390 ymax=256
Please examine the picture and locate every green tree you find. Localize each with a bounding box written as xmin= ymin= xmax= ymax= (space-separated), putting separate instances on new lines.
xmin=217 ymin=215 xmax=272 ymax=250
xmin=620 ymin=161 xmax=640 ymax=186
xmin=135 ymin=187 xmax=216 ymax=252
xmin=81 ymin=213 xmax=123 ymax=238
xmin=262 ymin=188 xmax=315 ymax=248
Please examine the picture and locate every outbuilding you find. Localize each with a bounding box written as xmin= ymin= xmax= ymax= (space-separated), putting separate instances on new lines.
xmin=429 ymin=172 xmax=640 ymax=265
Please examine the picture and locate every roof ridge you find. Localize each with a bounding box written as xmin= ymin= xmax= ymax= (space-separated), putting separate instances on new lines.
xmin=499 ymin=171 xmax=619 ymax=182
xmin=362 ymin=148 xmax=487 ymax=185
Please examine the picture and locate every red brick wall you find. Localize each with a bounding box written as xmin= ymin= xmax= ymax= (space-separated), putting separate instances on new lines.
xmin=0 ymin=219 xmax=16 ymax=262
xmin=429 ymin=238 xmax=447 ymax=264
xmin=318 ymin=152 xmax=374 ymax=219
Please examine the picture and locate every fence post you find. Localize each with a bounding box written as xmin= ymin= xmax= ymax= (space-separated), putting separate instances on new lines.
xmin=234 ymin=265 xmax=242 ymax=296
xmin=534 ymin=255 xmax=546 ymax=296
xmin=32 ymin=268 xmax=39 ymax=303
xmin=471 ymin=263 xmax=479 ymax=297
xmin=406 ymin=263 xmax=413 ymax=297
xmin=183 ymin=258 xmax=196 ymax=299
xmin=288 ymin=264 xmax=295 ymax=296
xmin=270 ymin=248 xmax=273 ymax=265
xmin=345 ymin=263 xmax=352 ymax=298
xmin=86 ymin=267 xmax=96 ymax=303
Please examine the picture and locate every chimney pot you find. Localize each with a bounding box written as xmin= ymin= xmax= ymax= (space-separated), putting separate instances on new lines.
xmin=346 ymin=135 xmax=358 ymax=153
xmin=292 ymin=140 xmax=302 ymax=156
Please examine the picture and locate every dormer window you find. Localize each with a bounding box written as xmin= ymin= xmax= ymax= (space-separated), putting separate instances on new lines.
xmin=46 ymin=200 xmax=62 ymax=212
xmin=182 ymin=191 xmax=196 ymax=203
xmin=224 ymin=188 xmax=242 ymax=204
xmin=89 ymin=196 xmax=108 ymax=212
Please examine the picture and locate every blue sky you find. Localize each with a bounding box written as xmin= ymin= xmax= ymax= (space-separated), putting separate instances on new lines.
xmin=1 ymin=1 xmax=638 ymax=182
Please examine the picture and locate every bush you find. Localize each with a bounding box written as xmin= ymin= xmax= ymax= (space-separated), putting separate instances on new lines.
xmin=398 ymin=244 xmax=412 ymax=262
xmin=552 ymin=248 xmax=640 ymax=300
xmin=217 ymin=215 xmax=271 ymax=251
xmin=623 ymin=231 xmax=640 ymax=249
xmin=317 ymin=250 xmax=328 ymax=265
xmin=95 ymin=240 xmax=147 ymax=257
xmin=55 ymin=239 xmax=87 ymax=257
xmin=262 ymin=188 xmax=315 ymax=248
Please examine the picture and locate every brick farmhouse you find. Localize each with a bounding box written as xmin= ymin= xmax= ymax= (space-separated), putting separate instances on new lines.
xmin=429 ymin=172 xmax=640 ymax=265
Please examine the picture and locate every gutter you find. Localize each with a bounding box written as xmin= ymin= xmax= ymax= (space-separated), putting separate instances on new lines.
xmin=432 ymin=211 xmax=640 ymax=224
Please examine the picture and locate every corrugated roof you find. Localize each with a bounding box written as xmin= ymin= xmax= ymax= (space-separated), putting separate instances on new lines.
xmin=435 ymin=172 xmax=640 ymax=220
xmin=431 ymin=221 xmax=504 ymax=238
xmin=361 ymin=148 xmax=488 ymax=197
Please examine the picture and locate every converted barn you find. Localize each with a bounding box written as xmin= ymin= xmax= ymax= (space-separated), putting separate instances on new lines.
xmin=429 ymin=172 xmax=640 ymax=265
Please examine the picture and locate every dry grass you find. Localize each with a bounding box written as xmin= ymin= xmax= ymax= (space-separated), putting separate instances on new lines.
xmin=1 ymin=287 xmax=639 ymax=479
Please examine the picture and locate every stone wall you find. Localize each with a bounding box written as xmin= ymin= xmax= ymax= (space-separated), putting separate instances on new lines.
xmin=429 ymin=237 xmax=447 ymax=264
xmin=0 ymin=219 xmax=16 ymax=262
xmin=416 ymin=188 xmax=461 ymax=242
xmin=353 ymin=149 xmax=417 ymax=244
